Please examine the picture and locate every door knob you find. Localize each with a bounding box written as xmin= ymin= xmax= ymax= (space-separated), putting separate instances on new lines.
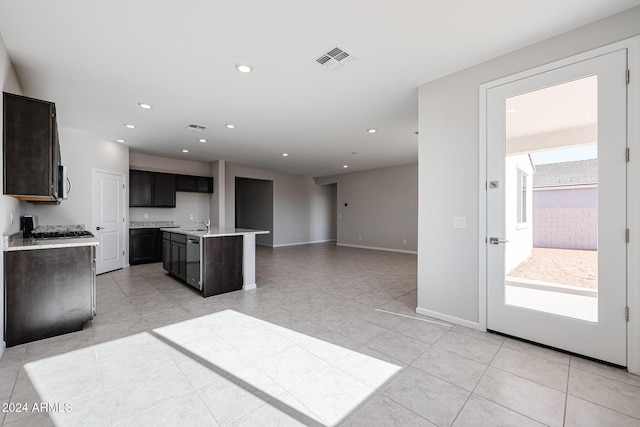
xmin=489 ymin=237 xmax=509 ymax=245
xmin=96 ymin=226 xmax=104 ymax=230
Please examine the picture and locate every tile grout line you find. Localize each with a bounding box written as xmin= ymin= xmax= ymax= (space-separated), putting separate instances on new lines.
xmin=563 ymin=356 xmax=572 ymax=427
xmin=566 ymin=359 xmax=640 ymax=422
xmin=569 ymin=360 xmax=640 ymax=389
xmin=465 ymin=340 xmax=548 ymax=426
xmin=92 ymin=347 xmax=114 ymax=427
xmin=370 ymin=390 xmax=435 ymax=427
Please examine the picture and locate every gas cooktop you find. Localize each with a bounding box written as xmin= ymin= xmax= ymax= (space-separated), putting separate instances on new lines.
xmin=31 ymin=230 xmax=94 ymax=239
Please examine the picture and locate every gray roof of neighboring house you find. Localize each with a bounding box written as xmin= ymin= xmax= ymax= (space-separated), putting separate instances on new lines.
xmin=533 ymin=158 xmax=598 ymax=188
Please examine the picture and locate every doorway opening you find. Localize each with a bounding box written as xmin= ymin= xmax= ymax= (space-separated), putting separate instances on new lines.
xmin=328 ymin=183 xmax=338 ymax=241
xmin=235 ymin=177 xmax=274 ymax=247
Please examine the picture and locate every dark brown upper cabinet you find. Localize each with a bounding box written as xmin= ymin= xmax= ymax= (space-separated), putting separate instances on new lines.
xmin=176 ymin=174 xmax=213 ymax=194
xmin=153 ymin=172 xmax=177 ymax=207
xmin=129 ymin=170 xmax=153 ymax=206
xmin=3 ymin=92 xmax=61 ymax=202
xmin=129 ymin=170 xmax=176 ymax=207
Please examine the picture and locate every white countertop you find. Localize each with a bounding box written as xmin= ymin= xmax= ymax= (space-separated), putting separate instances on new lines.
xmin=160 ymin=227 xmax=270 ymax=238
xmin=4 ymin=236 xmax=99 ymax=251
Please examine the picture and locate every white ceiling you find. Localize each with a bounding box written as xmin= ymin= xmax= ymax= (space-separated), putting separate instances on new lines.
xmin=506 ymin=76 xmax=598 ymax=139
xmin=0 ymin=1 xmax=638 ymax=177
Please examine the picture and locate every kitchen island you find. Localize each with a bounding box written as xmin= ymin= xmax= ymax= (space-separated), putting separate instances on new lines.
xmin=160 ymin=227 xmax=268 ymax=297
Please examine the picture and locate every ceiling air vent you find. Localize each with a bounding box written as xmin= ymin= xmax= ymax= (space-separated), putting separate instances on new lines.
xmin=186 ymin=124 xmax=207 ymax=131
xmin=316 ymin=46 xmax=357 ymax=70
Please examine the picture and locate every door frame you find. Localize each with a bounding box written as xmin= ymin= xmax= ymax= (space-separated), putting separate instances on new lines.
xmin=478 ymin=36 xmax=640 ymax=374
xmin=91 ymin=167 xmax=127 ymax=272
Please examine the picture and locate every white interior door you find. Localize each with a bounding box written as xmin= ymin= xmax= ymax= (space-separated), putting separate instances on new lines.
xmin=486 ymin=50 xmax=628 ymax=365
xmin=92 ymin=169 xmax=124 ymax=274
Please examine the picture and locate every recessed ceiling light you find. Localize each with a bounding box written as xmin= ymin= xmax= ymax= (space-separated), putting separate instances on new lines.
xmin=198 ymin=138 xmax=207 ymax=143
xmin=182 ymin=149 xmax=189 ymax=153
xmin=235 ymin=63 xmax=253 ymax=73
xmin=367 ymin=128 xmax=377 ymax=133
xmin=506 ymin=108 xmax=517 ymax=113
xmin=225 ymin=124 xmax=236 ymax=129
xmin=137 ymin=102 xmax=153 ymax=109
xmin=116 ymin=138 xmax=126 ymax=143
xmin=343 ymin=165 xmax=349 ymax=168
xmin=124 ymin=123 xmax=136 ymax=129
xmin=282 ymin=153 xmax=289 ymax=157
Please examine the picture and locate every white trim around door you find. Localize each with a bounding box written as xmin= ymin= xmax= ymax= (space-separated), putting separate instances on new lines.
xmin=91 ymin=168 xmax=127 ymax=274
xmin=479 ymin=35 xmax=640 ymax=375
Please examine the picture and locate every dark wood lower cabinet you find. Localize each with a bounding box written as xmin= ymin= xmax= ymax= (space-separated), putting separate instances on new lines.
xmin=202 ymin=236 xmax=243 ymax=297
xmin=170 ymin=239 xmax=187 ymax=281
xmin=129 ymin=228 xmax=161 ymax=265
xmin=161 ymin=233 xmax=243 ymax=297
xmin=4 ymin=246 xmax=95 ymax=347
xmin=162 ymin=236 xmax=171 ymax=271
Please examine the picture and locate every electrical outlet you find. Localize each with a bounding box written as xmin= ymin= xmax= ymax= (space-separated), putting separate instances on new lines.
xmin=189 ymin=214 xmax=194 ymax=220
xmin=453 ymin=217 xmax=466 ymax=229
xmin=358 ymin=235 xmax=362 ymax=241
xmin=402 ymin=238 xmax=407 ymax=244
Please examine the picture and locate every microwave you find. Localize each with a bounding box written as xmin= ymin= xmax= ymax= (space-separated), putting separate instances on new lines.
xmin=58 ymin=165 xmax=71 ymax=200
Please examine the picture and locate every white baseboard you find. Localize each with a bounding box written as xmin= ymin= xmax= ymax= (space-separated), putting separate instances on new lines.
xmin=243 ymin=283 xmax=257 ymax=291
xmin=337 ymin=243 xmax=417 ymax=255
xmin=273 ymin=239 xmax=336 ymax=248
xmin=0 ymin=340 xmax=6 ymax=362
xmin=415 ymin=307 xmax=483 ymax=331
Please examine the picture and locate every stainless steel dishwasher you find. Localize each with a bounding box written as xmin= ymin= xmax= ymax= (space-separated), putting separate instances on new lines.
xmin=186 ymin=237 xmax=201 ymax=290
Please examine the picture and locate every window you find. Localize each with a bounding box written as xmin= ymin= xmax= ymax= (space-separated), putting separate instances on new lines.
xmin=517 ymin=170 xmax=528 ymax=224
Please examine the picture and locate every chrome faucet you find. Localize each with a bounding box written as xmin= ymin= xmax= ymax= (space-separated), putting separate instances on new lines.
xmin=194 ymin=218 xmax=211 ymax=233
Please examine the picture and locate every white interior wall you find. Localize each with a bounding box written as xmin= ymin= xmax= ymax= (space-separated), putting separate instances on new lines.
xmin=417 ymin=8 xmax=640 ymax=326
xmin=316 ymin=163 xmax=418 ymax=253
xmin=225 ymin=164 xmax=333 ymax=247
xmin=22 ymin=128 xmax=129 ymax=228
xmin=0 ymin=33 xmax=22 ymax=357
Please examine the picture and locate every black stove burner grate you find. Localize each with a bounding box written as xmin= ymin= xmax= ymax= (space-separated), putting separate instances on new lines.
xmin=31 ymin=230 xmax=94 ymax=239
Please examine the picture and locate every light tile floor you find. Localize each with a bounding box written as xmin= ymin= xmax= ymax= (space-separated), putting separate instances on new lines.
xmin=0 ymin=243 xmax=639 ymax=426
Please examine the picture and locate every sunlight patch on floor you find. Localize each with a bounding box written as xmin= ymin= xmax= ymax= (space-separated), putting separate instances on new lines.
xmin=22 ymin=309 xmax=401 ymax=426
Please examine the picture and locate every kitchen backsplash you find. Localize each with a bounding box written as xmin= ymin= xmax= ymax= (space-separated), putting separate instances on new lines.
xmin=130 ymin=221 xmax=176 ymax=228
xmin=129 ymin=191 xmax=211 ymax=229
xmin=34 ymin=224 xmax=85 ymax=233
